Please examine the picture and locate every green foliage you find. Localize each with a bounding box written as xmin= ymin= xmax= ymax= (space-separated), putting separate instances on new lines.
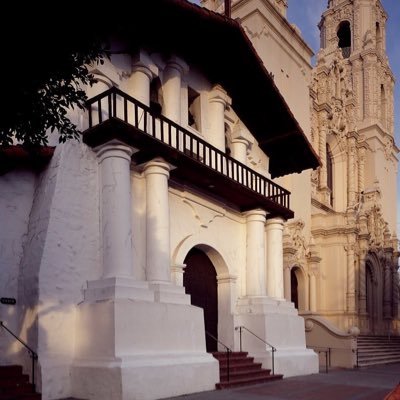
xmin=0 ymin=11 xmax=107 ymax=147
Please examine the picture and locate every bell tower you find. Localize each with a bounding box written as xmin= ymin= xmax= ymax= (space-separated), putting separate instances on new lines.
xmin=318 ymin=0 xmax=394 ymax=136
xmin=309 ymin=0 xmax=399 ymax=337
xmin=311 ymin=0 xmax=396 ymax=232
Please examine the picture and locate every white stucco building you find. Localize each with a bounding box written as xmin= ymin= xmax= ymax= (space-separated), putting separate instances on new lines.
xmin=0 ymin=1 xmax=321 ymax=399
xmin=1 ymin=0 xmax=398 ymax=399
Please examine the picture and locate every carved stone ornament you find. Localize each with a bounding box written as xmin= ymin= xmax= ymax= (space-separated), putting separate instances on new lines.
xmin=283 ymin=219 xmax=309 ymax=265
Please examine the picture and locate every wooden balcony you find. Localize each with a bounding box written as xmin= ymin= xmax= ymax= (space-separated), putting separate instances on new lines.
xmin=82 ymin=87 xmax=294 ymax=220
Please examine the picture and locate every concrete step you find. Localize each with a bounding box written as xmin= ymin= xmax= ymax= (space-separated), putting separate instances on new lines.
xmin=212 ymin=351 xmax=283 ymax=389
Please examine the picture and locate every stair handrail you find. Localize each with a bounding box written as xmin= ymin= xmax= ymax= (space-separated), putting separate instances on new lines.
xmin=235 ymin=325 xmax=276 ymax=375
xmin=0 ymin=321 xmax=38 ymax=392
xmin=206 ymin=331 xmax=232 ymax=382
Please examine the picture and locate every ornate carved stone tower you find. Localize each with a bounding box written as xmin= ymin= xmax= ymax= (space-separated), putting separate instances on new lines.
xmin=310 ymin=0 xmax=399 ymax=335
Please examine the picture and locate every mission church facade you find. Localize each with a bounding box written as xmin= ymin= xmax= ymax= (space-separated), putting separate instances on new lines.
xmin=0 ymin=0 xmax=397 ymax=399
xmin=210 ymin=0 xmax=399 ymax=366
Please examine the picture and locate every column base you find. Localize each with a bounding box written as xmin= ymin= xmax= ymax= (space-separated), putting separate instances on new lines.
xmin=72 ymin=353 xmax=217 ymax=400
xmin=72 ymin=295 xmax=218 ymax=400
xmin=235 ymin=296 xmax=318 ymax=377
xmin=149 ymin=282 xmax=190 ymax=305
xmin=84 ymin=277 xmax=154 ymax=302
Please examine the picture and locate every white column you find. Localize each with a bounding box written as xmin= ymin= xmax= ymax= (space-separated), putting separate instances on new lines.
xmin=231 ymin=138 xmax=249 ymax=164
xmin=208 ymin=85 xmax=231 ymax=152
xmin=127 ymin=64 xmax=152 ymax=106
xmin=163 ymin=57 xmax=188 ymax=123
xmin=125 ymin=61 xmax=153 ymax=129
xmin=266 ymin=217 xmax=285 ymax=299
xmin=95 ymin=140 xmax=136 ymax=278
xmin=143 ymin=158 xmax=171 ymax=283
xmin=245 ymin=209 xmax=267 ymax=297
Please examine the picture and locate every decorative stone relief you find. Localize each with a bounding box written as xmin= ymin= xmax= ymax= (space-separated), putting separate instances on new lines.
xmin=243 ymin=24 xmax=270 ymax=40
xmin=283 ymin=219 xmax=309 ymax=266
xmin=384 ymin=135 xmax=394 ymax=160
xmin=182 ymin=199 xmax=224 ymax=228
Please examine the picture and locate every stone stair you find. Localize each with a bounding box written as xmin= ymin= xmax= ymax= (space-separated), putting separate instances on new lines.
xmin=357 ymin=335 xmax=400 ymax=367
xmin=212 ymin=351 xmax=283 ymax=389
xmin=0 ymin=365 xmax=41 ymax=400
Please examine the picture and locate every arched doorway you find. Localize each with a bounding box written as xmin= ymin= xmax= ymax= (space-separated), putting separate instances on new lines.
xmin=184 ymin=247 xmax=218 ymax=352
xmin=291 ymin=268 xmax=299 ymax=309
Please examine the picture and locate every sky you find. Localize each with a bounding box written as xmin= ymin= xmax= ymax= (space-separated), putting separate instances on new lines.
xmin=287 ymin=0 xmax=400 ymax=233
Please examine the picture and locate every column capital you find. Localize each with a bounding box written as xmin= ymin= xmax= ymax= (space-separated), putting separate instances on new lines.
xmin=143 ymin=158 xmax=171 ymax=179
xmin=232 ymin=121 xmax=253 ymax=145
xmin=131 ymin=50 xmax=158 ymax=80
xmin=165 ymin=55 xmax=189 ymax=75
xmin=244 ymin=209 xmax=267 ymax=223
xmin=94 ymin=139 xmax=136 ymax=163
xmin=209 ymin=84 xmax=232 ymax=107
xmin=266 ymin=217 xmax=285 ymax=230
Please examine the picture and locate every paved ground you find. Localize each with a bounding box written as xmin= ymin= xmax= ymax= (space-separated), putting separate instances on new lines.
xmin=164 ymin=363 xmax=400 ymax=400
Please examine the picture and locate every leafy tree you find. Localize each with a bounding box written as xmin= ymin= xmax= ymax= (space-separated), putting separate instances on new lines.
xmin=1 ymin=12 xmax=107 ymax=147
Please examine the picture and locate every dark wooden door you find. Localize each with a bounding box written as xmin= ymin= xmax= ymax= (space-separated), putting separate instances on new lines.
xmin=184 ymin=248 xmax=218 ymax=352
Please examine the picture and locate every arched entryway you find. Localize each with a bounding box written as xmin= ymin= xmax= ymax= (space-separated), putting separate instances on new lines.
xmin=183 ymin=247 xmax=218 ymax=352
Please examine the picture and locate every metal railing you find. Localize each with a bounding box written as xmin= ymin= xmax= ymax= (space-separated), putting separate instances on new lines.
xmin=235 ymin=325 xmax=276 ymax=375
xmin=0 ymin=321 xmax=38 ymax=392
xmin=206 ymin=331 xmax=232 ymax=382
xmin=86 ymin=87 xmax=291 ymax=210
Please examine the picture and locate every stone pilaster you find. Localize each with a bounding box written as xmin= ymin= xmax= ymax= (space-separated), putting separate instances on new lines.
xmin=348 ymin=136 xmax=357 ymax=208
xmin=345 ymin=241 xmax=356 ymax=313
xmin=358 ymin=145 xmax=366 ymax=194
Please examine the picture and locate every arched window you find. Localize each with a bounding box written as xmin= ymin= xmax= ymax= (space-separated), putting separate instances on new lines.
xmin=320 ymin=24 xmax=326 ymax=49
xmin=337 ymin=21 xmax=351 ymax=58
xmin=326 ymin=144 xmax=333 ymax=206
xmin=380 ymin=84 xmax=386 ymax=127
xmin=376 ymin=22 xmax=382 ymax=53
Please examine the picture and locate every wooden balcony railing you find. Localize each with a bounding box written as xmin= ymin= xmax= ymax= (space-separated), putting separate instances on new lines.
xmin=85 ymin=87 xmax=291 ymax=211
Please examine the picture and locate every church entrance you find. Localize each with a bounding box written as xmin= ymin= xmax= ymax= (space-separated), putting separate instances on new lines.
xmin=183 ymin=247 xmax=218 ymax=352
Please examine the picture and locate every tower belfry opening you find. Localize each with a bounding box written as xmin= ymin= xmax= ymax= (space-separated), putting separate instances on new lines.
xmin=337 ymin=21 xmax=351 ymax=58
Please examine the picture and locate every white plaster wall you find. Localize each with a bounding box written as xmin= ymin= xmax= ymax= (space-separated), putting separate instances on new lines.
xmin=37 ymin=142 xmax=100 ymax=399
xmin=169 ymin=188 xmax=245 ymax=281
xmin=318 ymin=242 xmax=347 ymax=312
xmin=364 ymin=137 xmax=398 ymax=234
xmin=234 ymin=0 xmax=313 ymax=135
xmin=12 ymin=141 xmax=101 ymax=399
xmin=0 ymin=170 xmax=36 ymax=365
